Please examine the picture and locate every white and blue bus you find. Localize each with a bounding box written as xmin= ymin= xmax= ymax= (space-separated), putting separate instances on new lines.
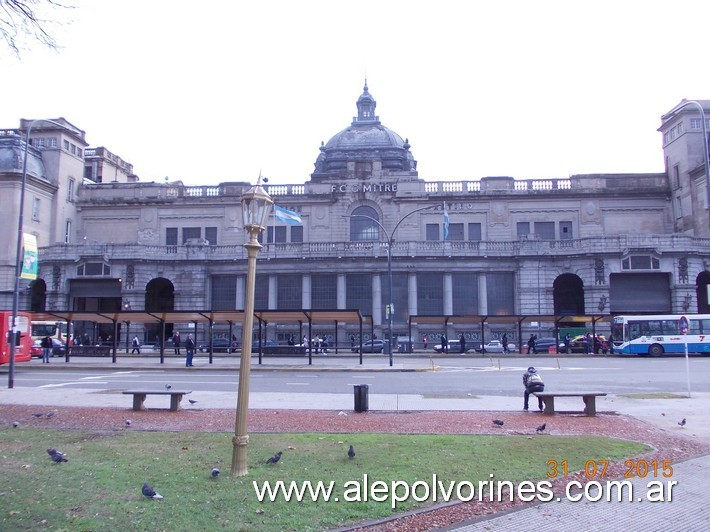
xmin=611 ymin=314 xmax=710 ymax=356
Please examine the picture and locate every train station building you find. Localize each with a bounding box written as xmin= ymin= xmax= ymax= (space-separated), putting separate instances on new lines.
xmin=2 ymin=86 xmax=710 ymax=347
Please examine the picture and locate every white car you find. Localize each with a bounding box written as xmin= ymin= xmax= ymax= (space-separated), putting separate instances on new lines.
xmin=480 ymin=340 xmax=516 ymax=353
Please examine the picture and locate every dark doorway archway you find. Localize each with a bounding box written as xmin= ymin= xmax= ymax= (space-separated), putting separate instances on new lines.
xmin=145 ymin=278 xmax=176 ymax=345
xmin=553 ymin=273 xmax=585 ymax=316
xmin=29 ymin=279 xmax=47 ymax=312
xmin=696 ymin=271 xmax=710 ymax=314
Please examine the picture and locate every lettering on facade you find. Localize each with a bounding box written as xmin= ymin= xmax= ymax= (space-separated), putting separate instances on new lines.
xmin=330 ymin=183 xmax=398 ymax=193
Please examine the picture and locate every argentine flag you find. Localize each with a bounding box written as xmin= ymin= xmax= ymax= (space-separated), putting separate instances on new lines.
xmin=443 ymin=203 xmax=449 ymax=240
xmin=274 ymin=205 xmax=303 ymax=225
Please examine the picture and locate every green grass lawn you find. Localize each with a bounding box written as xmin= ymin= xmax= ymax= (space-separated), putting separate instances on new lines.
xmin=0 ymin=429 xmax=649 ymax=531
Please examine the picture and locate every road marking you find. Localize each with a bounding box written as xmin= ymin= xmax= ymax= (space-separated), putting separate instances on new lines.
xmin=40 ymin=382 xmax=108 ymax=388
xmin=286 ymin=382 xmax=310 ymax=386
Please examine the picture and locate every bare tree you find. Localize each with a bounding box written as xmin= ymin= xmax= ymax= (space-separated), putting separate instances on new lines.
xmin=0 ymin=0 xmax=73 ymax=56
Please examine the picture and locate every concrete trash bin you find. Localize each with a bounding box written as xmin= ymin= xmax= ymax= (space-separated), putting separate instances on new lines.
xmin=353 ymin=384 xmax=369 ymax=412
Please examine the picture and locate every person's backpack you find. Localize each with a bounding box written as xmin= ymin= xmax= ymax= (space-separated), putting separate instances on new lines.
xmin=132 ymin=337 xmax=139 ymax=347
xmin=528 ymin=372 xmax=543 ymax=385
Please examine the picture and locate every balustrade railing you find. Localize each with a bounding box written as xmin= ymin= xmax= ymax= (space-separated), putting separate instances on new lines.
xmin=37 ymin=234 xmax=709 ymax=263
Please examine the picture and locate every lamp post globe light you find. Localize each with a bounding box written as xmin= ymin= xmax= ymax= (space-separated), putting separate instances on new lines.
xmin=8 ymin=118 xmax=64 ymax=389
xmin=348 ymin=205 xmax=435 ymax=366
xmin=231 ymin=178 xmax=273 ymax=476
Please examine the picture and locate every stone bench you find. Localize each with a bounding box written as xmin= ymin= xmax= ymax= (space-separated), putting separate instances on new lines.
xmin=122 ymin=390 xmax=192 ymax=412
xmin=533 ymin=391 xmax=607 ymax=416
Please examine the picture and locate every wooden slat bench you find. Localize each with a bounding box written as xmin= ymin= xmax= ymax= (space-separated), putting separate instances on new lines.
xmin=533 ymin=391 xmax=607 ymax=416
xmin=123 ymin=390 xmax=192 ymax=412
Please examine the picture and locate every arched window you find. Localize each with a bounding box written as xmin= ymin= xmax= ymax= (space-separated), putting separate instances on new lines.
xmin=350 ymin=206 xmax=380 ymax=241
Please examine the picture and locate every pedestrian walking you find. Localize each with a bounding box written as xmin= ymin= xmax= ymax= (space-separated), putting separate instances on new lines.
xmin=131 ymin=335 xmax=141 ymax=354
xmin=423 ymin=334 xmax=428 ymax=349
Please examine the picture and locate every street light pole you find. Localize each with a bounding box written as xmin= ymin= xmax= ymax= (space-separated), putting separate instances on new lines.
xmin=8 ymin=118 xmax=63 ymax=389
xmin=348 ymin=205 xmax=436 ymax=366
xmin=231 ymin=178 xmax=273 ymax=476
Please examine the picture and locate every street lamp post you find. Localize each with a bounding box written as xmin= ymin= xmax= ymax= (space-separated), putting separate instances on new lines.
xmin=231 ymin=178 xmax=273 ymax=476
xmin=348 ymin=205 xmax=435 ymax=367
xmin=8 ymin=119 xmax=63 ymax=389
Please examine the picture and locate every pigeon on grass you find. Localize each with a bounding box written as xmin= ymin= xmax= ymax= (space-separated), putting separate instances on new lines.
xmin=47 ymin=448 xmax=68 ymax=463
xmin=211 ymin=468 xmax=220 ymax=478
xmin=124 ymin=419 xmax=132 ymax=428
xmin=348 ymin=445 xmax=355 ymax=459
xmin=142 ymin=483 xmax=163 ymax=499
xmin=266 ymin=451 xmax=282 ymax=464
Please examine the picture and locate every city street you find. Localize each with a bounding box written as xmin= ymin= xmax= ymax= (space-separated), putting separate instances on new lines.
xmin=4 ymin=355 xmax=708 ymax=397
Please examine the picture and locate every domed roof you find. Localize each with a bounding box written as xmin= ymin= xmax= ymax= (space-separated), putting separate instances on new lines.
xmin=312 ymin=82 xmax=416 ymax=179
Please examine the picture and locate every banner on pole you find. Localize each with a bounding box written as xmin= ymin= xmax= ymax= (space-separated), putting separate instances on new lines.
xmin=20 ymin=233 xmax=38 ymax=280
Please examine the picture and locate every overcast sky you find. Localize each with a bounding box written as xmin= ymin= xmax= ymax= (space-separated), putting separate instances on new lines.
xmin=3 ymin=0 xmax=710 ymax=186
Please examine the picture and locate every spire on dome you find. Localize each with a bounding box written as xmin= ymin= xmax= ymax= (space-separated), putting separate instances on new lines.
xmin=354 ymin=80 xmax=378 ymax=125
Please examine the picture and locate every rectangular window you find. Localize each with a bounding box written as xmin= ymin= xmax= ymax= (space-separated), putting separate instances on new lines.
xmin=63 ymin=140 xmax=70 ymax=150
xmin=277 ymin=274 xmax=302 ymax=310
xmin=311 ymin=274 xmax=337 ymax=309
xmin=211 ymin=275 xmax=237 ymax=310
xmin=166 ymin=228 xmax=178 ymax=246
xmin=468 ymin=223 xmax=482 ymax=241
xmin=65 ymin=220 xmax=72 ymax=243
xmin=517 ymin=222 xmax=530 ymax=238
xmin=205 ymin=227 xmax=217 ymax=245
xmin=691 ymin=118 xmax=701 ymax=129
xmin=77 ymin=148 xmax=82 ymax=158
xmin=254 ymin=275 xmax=269 ymax=309
xmin=676 ymin=196 xmax=683 ymax=218
xmin=46 ymin=137 xmax=57 ymax=148
xmin=534 ymin=221 xmax=555 ymax=240
xmin=274 ymin=226 xmax=287 ymax=243
xmin=346 ymin=274 xmax=372 ymax=316
xmin=674 ymin=165 xmax=681 ymax=188
xmin=448 ymin=223 xmax=464 ymax=241
xmin=67 ymin=178 xmax=75 ymax=201
xmin=452 ymin=272 xmax=478 ymax=314
xmin=425 ymin=224 xmax=439 ymax=241
xmin=417 ymin=273 xmax=444 ymax=315
xmin=559 ymin=221 xmax=573 ymax=240
xmin=290 ymin=225 xmax=303 ymax=243
xmin=32 ymin=137 xmax=45 ymax=147
xmin=182 ymin=227 xmax=201 ymax=243
xmin=486 ymin=272 xmax=515 ymax=315
xmin=32 ymin=198 xmax=40 ymax=221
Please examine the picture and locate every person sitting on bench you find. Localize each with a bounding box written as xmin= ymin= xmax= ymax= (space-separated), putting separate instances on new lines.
xmin=523 ymin=366 xmax=545 ymax=412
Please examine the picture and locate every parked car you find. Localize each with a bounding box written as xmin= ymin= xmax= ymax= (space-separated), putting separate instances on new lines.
xmin=198 ymin=338 xmax=237 ymax=353
xmin=479 ymin=340 xmax=516 ymax=354
xmin=560 ymin=335 xmax=608 ymax=354
xmin=352 ymin=339 xmax=389 ymax=353
xmin=31 ymin=338 xmax=66 ymax=358
xmin=433 ymin=339 xmax=470 ymax=353
xmin=529 ymin=337 xmax=558 ymax=353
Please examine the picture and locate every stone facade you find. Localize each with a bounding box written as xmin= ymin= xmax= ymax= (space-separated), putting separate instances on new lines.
xmin=2 ymin=90 xmax=710 ymax=346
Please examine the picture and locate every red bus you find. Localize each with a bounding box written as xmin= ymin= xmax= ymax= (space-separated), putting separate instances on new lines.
xmin=0 ymin=311 xmax=32 ymax=365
